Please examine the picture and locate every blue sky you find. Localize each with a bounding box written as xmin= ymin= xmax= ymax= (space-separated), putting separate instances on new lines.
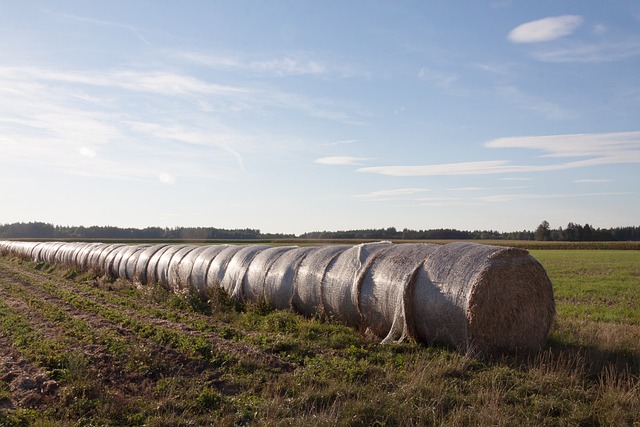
xmin=1 ymin=1 xmax=639 ymax=235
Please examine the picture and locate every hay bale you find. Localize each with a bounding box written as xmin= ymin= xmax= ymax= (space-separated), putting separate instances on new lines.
xmin=243 ymin=246 xmax=298 ymax=304
xmin=414 ymin=242 xmax=555 ymax=353
xmin=219 ymin=245 xmax=270 ymax=300
xmin=359 ymin=243 xmax=439 ymax=342
xmin=263 ymin=246 xmax=316 ymax=310
xmin=170 ymin=246 xmax=215 ymax=294
xmin=120 ymin=245 xmax=151 ymax=280
xmin=154 ymin=245 xmax=197 ymax=287
xmin=322 ymin=242 xmax=393 ymax=325
xmin=105 ymin=245 xmax=133 ymax=276
xmin=166 ymin=245 xmax=201 ymax=292
xmin=291 ymin=245 xmax=350 ymax=317
xmin=133 ymin=245 xmax=169 ymax=284
xmin=0 ymin=240 xmax=554 ymax=354
xmin=189 ymin=245 xmax=231 ymax=296
xmin=205 ymin=245 xmax=244 ymax=292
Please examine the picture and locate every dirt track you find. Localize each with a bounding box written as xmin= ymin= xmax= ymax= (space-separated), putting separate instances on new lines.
xmin=0 ymin=257 xmax=291 ymax=414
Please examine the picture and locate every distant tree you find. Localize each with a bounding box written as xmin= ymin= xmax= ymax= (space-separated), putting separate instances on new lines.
xmin=534 ymin=221 xmax=551 ymax=241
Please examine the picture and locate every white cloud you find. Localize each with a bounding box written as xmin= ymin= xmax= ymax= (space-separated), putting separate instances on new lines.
xmin=508 ymin=15 xmax=583 ymax=43
xmin=485 ymin=131 xmax=640 ymax=158
xmin=314 ymin=156 xmax=372 ymax=165
xmin=357 ymin=131 xmax=640 ymax=177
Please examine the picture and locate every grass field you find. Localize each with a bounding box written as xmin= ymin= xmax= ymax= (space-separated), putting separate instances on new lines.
xmin=0 ymin=246 xmax=638 ymax=426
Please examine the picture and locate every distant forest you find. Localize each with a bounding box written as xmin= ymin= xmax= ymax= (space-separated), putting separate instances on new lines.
xmin=1 ymin=221 xmax=639 ymax=241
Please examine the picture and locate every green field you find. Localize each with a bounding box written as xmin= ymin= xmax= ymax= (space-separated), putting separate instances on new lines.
xmin=0 ymin=247 xmax=638 ymax=426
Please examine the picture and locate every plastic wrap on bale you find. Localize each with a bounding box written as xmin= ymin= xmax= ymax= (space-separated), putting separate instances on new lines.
xmin=0 ymin=240 xmax=555 ymax=355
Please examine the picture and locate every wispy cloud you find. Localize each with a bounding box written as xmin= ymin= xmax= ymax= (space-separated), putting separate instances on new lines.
xmin=175 ymin=50 xmax=359 ymax=78
xmin=358 ymin=160 xmax=511 ymax=176
xmin=417 ymin=67 xmax=460 ymax=89
xmin=314 ymin=156 xmax=373 ymax=165
xmin=574 ymin=178 xmax=613 ymax=183
xmin=357 ymin=131 xmax=640 ymax=177
xmin=46 ymin=10 xmax=152 ymax=45
xmin=498 ymin=85 xmax=577 ymax=120
xmin=508 ymin=15 xmax=583 ymax=43
xmin=354 ymin=188 xmax=430 ymax=201
xmin=321 ymin=139 xmax=361 ymax=146
xmin=531 ymin=36 xmax=640 ymax=62
xmin=485 ymin=131 xmax=640 ymax=157
xmin=479 ymin=192 xmax=631 ymax=203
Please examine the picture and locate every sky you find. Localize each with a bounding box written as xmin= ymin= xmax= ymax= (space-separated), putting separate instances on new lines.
xmin=1 ymin=1 xmax=639 ymax=235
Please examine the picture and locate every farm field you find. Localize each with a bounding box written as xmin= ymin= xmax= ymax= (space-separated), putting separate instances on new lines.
xmin=0 ymin=246 xmax=639 ymax=426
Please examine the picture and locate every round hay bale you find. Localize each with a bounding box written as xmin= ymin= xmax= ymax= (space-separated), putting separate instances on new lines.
xmin=322 ymin=241 xmax=393 ymax=325
xmin=189 ymin=245 xmax=231 ymax=296
xmin=220 ymin=245 xmax=270 ymax=300
xmin=359 ymin=243 xmax=439 ymax=342
xmin=103 ymin=245 xmax=130 ymax=277
xmin=120 ymin=245 xmax=151 ymax=280
xmin=134 ymin=245 xmax=169 ymax=284
xmin=166 ymin=245 xmax=201 ymax=292
xmin=77 ymin=243 xmax=106 ymax=270
xmin=95 ymin=244 xmax=127 ymax=274
xmin=205 ymin=246 xmax=244 ymax=291
xmin=263 ymin=246 xmax=316 ymax=310
xmin=154 ymin=245 xmax=196 ymax=287
xmin=242 ymin=246 xmax=298 ymax=304
xmin=291 ymin=245 xmax=350 ymax=317
xmin=413 ymin=242 xmax=555 ymax=354
xmin=170 ymin=246 xmax=213 ymax=293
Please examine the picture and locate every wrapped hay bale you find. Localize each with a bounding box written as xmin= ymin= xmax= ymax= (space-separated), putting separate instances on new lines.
xmin=170 ymin=246 xmax=215 ymax=293
xmin=322 ymin=241 xmax=393 ymax=325
xmin=242 ymin=246 xmax=298 ymax=304
xmin=359 ymin=243 xmax=439 ymax=343
xmin=134 ymin=245 xmax=169 ymax=284
xmin=205 ymin=245 xmax=244 ymax=293
xmin=291 ymin=245 xmax=350 ymax=317
xmin=0 ymin=240 xmax=554 ymax=354
xmin=120 ymin=245 xmax=151 ymax=280
xmin=102 ymin=245 xmax=129 ymax=276
xmin=155 ymin=245 xmax=198 ymax=287
xmin=189 ymin=245 xmax=231 ymax=296
xmin=263 ymin=246 xmax=316 ymax=310
xmin=166 ymin=246 xmax=202 ymax=292
xmin=413 ymin=242 xmax=555 ymax=353
xmin=219 ymin=245 xmax=270 ymax=300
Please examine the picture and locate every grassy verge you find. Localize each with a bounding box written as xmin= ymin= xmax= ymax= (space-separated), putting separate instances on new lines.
xmin=0 ymin=249 xmax=638 ymax=426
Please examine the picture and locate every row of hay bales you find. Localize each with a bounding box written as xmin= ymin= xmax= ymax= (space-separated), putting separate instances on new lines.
xmin=0 ymin=240 xmax=555 ymax=354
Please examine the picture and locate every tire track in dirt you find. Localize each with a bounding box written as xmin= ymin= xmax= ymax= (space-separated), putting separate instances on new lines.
xmin=0 ymin=261 xmax=220 ymax=411
xmin=1 ymin=259 xmax=295 ymax=373
xmin=0 ymin=332 xmax=58 ymax=409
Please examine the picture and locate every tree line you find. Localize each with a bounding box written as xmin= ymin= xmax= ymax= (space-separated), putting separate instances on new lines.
xmin=0 ymin=223 xmax=292 ymax=240
xmin=1 ymin=221 xmax=638 ymax=241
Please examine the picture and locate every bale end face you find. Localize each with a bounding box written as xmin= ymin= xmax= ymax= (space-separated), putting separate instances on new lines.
xmin=466 ymin=248 xmax=555 ymax=355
